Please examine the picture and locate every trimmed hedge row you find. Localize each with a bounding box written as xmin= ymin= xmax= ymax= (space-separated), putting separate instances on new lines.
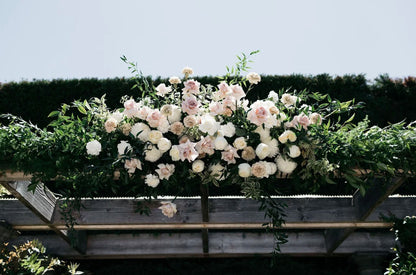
xmin=1 ymin=74 xmax=415 ymax=128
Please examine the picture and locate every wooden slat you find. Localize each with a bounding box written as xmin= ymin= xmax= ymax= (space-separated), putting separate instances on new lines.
xmin=200 ymin=183 xmax=209 ymax=254
xmin=325 ymin=177 xmax=406 ymax=254
xmin=8 ymin=230 xmax=395 ymax=258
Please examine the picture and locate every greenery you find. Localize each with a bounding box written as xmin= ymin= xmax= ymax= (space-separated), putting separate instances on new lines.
xmin=1 ymin=52 xmax=415 ymax=253
xmin=385 ymin=216 xmax=416 ymax=274
xmin=0 ymin=239 xmax=83 ymax=275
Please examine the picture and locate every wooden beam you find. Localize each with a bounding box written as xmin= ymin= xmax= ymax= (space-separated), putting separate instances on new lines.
xmin=325 ymin=177 xmax=406 ymax=254
xmin=200 ymin=183 xmax=209 ymax=254
xmin=0 ymin=181 xmax=86 ymax=254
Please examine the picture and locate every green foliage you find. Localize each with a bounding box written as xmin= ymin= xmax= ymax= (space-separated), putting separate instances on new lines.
xmin=0 ymin=240 xmax=83 ymax=274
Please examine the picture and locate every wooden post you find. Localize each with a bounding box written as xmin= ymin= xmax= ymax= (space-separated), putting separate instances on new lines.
xmin=200 ymin=183 xmax=209 ymax=254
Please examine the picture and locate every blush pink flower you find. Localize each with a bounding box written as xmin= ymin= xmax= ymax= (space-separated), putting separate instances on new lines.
xmin=124 ymin=158 xmax=142 ymax=174
xmin=247 ymin=106 xmax=269 ymax=126
xmin=230 ymin=84 xmax=246 ymax=101
xmin=182 ymin=79 xmax=200 ymax=95
xmin=181 ymin=96 xmax=200 ymax=115
xmin=155 ymin=163 xmax=175 ymax=180
xmin=178 ymin=140 xmax=199 ymax=162
xmin=146 ymin=110 xmax=165 ymax=128
xmin=123 ymin=99 xmax=139 ymax=118
xmin=292 ymin=114 xmax=310 ymax=130
xmin=217 ymin=81 xmax=232 ymax=98
xmin=221 ymin=146 xmax=240 ymax=164
xmin=155 ymin=83 xmax=172 ymax=97
xmin=209 ymin=101 xmax=224 ymax=116
xmin=223 ymin=96 xmax=237 ymax=112
xmin=195 ymin=136 xmax=215 ymax=156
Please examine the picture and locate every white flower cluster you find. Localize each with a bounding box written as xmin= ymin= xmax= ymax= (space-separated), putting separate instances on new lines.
xmin=85 ymin=67 xmax=324 ymax=217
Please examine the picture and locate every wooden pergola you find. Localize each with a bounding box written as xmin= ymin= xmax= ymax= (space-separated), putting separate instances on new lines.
xmin=0 ymin=172 xmax=414 ymax=260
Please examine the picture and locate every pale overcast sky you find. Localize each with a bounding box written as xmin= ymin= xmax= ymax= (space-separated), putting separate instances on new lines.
xmin=0 ymin=0 xmax=415 ymax=82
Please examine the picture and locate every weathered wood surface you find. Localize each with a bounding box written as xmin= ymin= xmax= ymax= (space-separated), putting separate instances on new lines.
xmin=8 ymin=230 xmax=395 ymax=258
xmin=1 ymin=196 xmax=415 ymax=229
xmin=325 ymin=177 xmax=406 ymax=253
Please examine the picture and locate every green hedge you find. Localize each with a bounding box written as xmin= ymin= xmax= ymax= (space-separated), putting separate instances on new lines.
xmin=1 ymin=74 xmax=415 ymax=128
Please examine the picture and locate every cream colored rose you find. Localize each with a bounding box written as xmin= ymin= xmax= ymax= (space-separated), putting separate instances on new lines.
xmin=156 ymin=164 xmax=175 ymax=180
xmin=238 ymin=163 xmax=251 ymax=178
xmin=269 ymin=106 xmax=279 ymax=115
xmin=148 ymin=130 xmax=163 ymax=144
xmin=183 ymin=115 xmax=197 ymax=128
xmin=161 ymin=105 xmax=173 ymax=117
xmin=145 ymin=174 xmax=160 ymax=188
xmin=278 ymin=130 xmax=297 ymax=144
xmin=209 ymin=164 xmax=225 ymax=180
xmin=268 ymin=90 xmax=279 ymax=103
xmin=214 ymin=136 xmax=228 ymax=150
xmin=192 ymin=160 xmax=205 ymax=173
xmin=105 ymin=118 xmax=118 ymax=133
xmin=182 ymin=67 xmax=194 ymax=76
xmin=256 ymin=143 xmax=270 ymax=160
xmin=169 ymin=146 xmax=180 ymax=161
xmin=251 ymin=162 xmax=268 ymax=178
xmin=246 ymin=72 xmax=261 ymax=84
xmin=121 ymin=123 xmax=132 ymax=136
xmin=169 ymin=76 xmax=181 ymax=85
xmin=242 ymin=146 xmax=256 ymax=161
xmin=233 ymin=137 xmax=247 ymax=150
xmin=219 ymin=122 xmax=236 ymax=138
xmin=131 ymin=122 xmax=150 ymax=142
xmin=158 ymin=138 xmax=172 ymax=152
xmin=288 ymin=145 xmax=301 ymax=158
xmin=158 ymin=201 xmax=177 ymax=218
xmin=309 ymin=112 xmax=322 ymax=125
xmin=117 ymin=140 xmax=132 ymax=155
xmin=170 ymin=122 xmax=185 ymax=136
xmin=145 ymin=147 xmax=162 ymax=162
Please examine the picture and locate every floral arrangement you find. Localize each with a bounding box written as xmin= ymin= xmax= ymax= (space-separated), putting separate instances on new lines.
xmin=1 ymin=52 xmax=416 ymax=252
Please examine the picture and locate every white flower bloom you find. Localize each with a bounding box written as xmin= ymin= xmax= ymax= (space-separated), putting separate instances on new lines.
xmin=159 ymin=201 xmax=177 ymax=218
xmin=309 ymin=112 xmax=322 ymax=125
xmin=157 ymin=119 xmax=170 ymax=133
xmin=169 ymin=145 xmax=180 ymax=161
xmin=219 ymin=122 xmax=236 ymax=138
xmin=155 ymin=83 xmax=172 ymax=97
xmin=238 ymin=163 xmax=252 ymax=178
xmin=254 ymin=126 xmax=271 ymax=143
xmin=246 ymin=72 xmax=261 ymax=84
xmin=265 ymin=162 xmax=277 ymax=175
xmin=281 ymin=93 xmax=298 ymax=106
xmin=86 ymin=140 xmax=102 ymax=156
xmin=214 ymin=136 xmax=228 ymax=150
xmin=265 ymin=138 xmax=279 ymax=158
xmin=209 ymin=163 xmax=225 ymax=180
xmin=278 ymin=130 xmax=297 ymax=144
xmin=268 ymin=90 xmax=279 ymax=103
xmin=256 ymin=143 xmax=270 ymax=160
xmin=168 ymin=105 xmax=182 ymax=123
xmin=233 ymin=137 xmax=247 ymax=150
xmin=117 ymin=140 xmax=132 ymax=155
xmin=145 ymin=174 xmax=160 ymax=188
xmin=145 ymin=147 xmax=162 ymax=162
xmin=288 ymin=145 xmax=301 ymax=158
xmin=148 ymin=130 xmax=163 ymax=144
xmin=158 ymin=138 xmax=172 ymax=152
xmin=199 ymin=114 xmax=220 ymax=136
xmin=251 ymin=161 xmax=268 ymax=178
xmin=168 ymin=76 xmax=181 ymax=85
xmin=276 ymin=155 xmax=297 ymax=174
xmin=192 ymin=160 xmax=205 ymax=173
xmin=110 ymin=111 xmax=124 ymax=123
xmin=131 ymin=122 xmax=150 ymax=142
xmin=105 ymin=117 xmax=118 ymax=133
xmin=182 ymin=67 xmax=194 ymax=76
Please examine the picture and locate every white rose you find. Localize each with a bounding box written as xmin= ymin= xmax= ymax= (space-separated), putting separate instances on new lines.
xmin=158 ymin=201 xmax=177 ymax=218
xmin=157 ymin=119 xmax=170 ymax=133
xmin=246 ymin=72 xmax=261 ymax=84
xmin=169 ymin=146 xmax=180 ymax=161
xmin=86 ymin=140 xmax=102 ymax=156
xmin=131 ymin=122 xmax=150 ymax=142
xmin=158 ymin=138 xmax=172 ymax=152
xmin=276 ymin=155 xmax=297 ymax=174
xmin=281 ymin=93 xmax=297 ymax=106
xmin=220 ymin=122 xmax=236 ymax=138
xmin=168 ymin=106 xmax=182 ymax=123
xmin=238 ymin=163 xmax=252 ymax=178
xmin=265 ymin=162 xmax=277 ymax=175
xmin=288 ymin=145 xmax=301 ymax=158
xmin=309 ymin=112 xmax=322 ymax=125
xmin=233 ymin=137 xmax=247 ymax=150
xmin=110 ymin=111 xmax=124 ymax=123
xmin=148 ymin=130 xmax=163 ymax=144
xmin=256 ymin=143 xmax=270 ymax=160
xmin=168 ymin=76 xmax=181 ymax=85
xmin=199 ymin=114 xmax=220 ymax=136
xmin=145 ymin=147 xmax=162 ymax=162
xmin=182 ymin=67 xmax=194 ymax=75
xmin=117 ymin=140 xmax=132 ymax=155
xmin=145 ymin=174 xmax=160 ymax=188
xmin=268 ymin=90 xmax=279 ymax=103
xmin=192 ymin=160 xmax=205 ymax=173
xmin=214 ymin=136 xmax=228 ymax=151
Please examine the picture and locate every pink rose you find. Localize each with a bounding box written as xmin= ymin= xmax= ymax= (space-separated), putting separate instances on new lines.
xmin=146 ymin=110 xmax=164 ymax=128
xmin=217 ymin=81 xmax=231 ymax=98
xmin=178 ymin=140 xmax=199 ymax=162
xmin=195 ymin=136 xmax=215 ymax=156
xmin=209 ymin=102 xmax=224 ymax=116
xmin=123 ymin=99 xmax=139 ymax=118
xmin=222 ymin=96 xmax=237 ymax=112
xmin=182 ymin=79 xmax=200 ymax=95
xmin=181 ymin=96 xmax=200 ymax=115
xmin=221 ymin=146 xmax=239 ymax=164
xmin=230 ymin=84 xmax=246 ymax=101
xmin=247 ymin=106 xmax=270 ymax=126
xmin=292 ymin=114 xmax=310 ymax=130
xmin=124 ymin=158 xmax=142 ymax=174
xmin=124 ymin=99 xmax=137 ymax=110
